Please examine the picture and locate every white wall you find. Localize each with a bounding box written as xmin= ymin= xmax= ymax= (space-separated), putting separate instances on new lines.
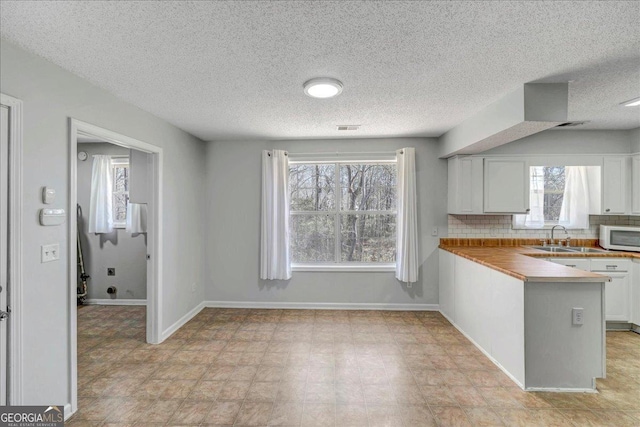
xmin=482 ymin=129 xmax=633 ymax=155
xmin=0 ymin=39 xmax=206 ymax=407
xmin=77 ymin=143 xmax=147 ymax=300
xmin=205 ymin=138 xmax=447 ymax=306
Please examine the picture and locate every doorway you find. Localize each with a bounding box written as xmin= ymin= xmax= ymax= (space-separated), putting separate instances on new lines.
xmin=0 ymin=93 xmax=23 ymax=406
xmin=1 ymin=101 xmax=9 ymax=406
xmin=69 ymin=119 xmax=163 ymax=415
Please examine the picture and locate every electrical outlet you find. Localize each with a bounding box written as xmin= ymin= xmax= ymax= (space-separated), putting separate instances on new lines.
xmin=41 ymin=243 xmax=60 ymax=263
xmin=572 ymin=308 xmax=584 ymax=325
xmin=191 ymin=282 xmax=197 ymax=293
xmin=107 ymin=268 xmax=116 ymax=276
xmin=431 ymin=227 xmax=438 ymax=237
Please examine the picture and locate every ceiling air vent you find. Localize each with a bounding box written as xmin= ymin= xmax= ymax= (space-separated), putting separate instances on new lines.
xmin=556 ymin=121 xmax=589 ymax=128
xmin=336 ymin=125 xmax=360 ymax=131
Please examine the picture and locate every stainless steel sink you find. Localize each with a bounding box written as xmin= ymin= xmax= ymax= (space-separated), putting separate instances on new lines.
xmin=527 ymin=246 xmax=609 ymax=254
xmin=528 ymin=246 xmax=575 ymax=253
xmin=566 ymin=247 xmax=608 ymax=253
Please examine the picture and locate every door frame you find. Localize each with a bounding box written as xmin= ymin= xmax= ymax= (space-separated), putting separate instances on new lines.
xmin=0 ymin=93 xmax=24 ymax=405
xmin=68 ymin=119 xmax=163 ymax=414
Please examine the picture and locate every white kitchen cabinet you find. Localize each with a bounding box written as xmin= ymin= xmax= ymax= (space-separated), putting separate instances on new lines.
xmin=484 ymin=158 xmax=529 ymax=214
xmin=590 ymin=259 xmax=631 ymax=322
xmin=602 ymin=156 xmax=629 ymax=215
xmin=447 ymin=156 xmax=483 ymax=214
xmin=545 ymin=258 xmax=591 ymax=271
xmin=632 ymin=155 xmax=640 ymax=216
xmin=546 ymin=257 xmax=634 ymax=322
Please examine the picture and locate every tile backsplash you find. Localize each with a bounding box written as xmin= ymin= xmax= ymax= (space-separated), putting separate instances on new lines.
xmin=448 ymin=215 xmax=640 ymax=239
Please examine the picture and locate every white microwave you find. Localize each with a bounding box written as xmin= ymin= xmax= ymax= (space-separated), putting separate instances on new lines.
xmin=600 ymin=225 xmax=640 ymax=252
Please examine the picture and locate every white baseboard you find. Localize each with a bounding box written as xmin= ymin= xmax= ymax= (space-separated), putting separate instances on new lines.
xmin=440 ymin=310 xmax=526 ymax=390
xmin=84 ymin=298 xmax=147 ymax=306
xmin=64 ymin=403 xmax=74 ymax=421
xmin=204 ymin=301 xmax=439 ymax=311
xmin=440 ymin=310 xmax=598 ymax=393
xmin=161 ymin=301 xmax=205 ymax=341
xmin=524 ymin=386 xmax=598 ymax=393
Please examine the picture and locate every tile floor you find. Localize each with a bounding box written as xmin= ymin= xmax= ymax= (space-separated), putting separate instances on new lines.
xmin=68 ymin=306 xmax=640 ymax=426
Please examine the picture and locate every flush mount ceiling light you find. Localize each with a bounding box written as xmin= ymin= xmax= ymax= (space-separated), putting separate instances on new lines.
xmin=303 ymin=78 xmax=343 ymax=99
xmin=620 ymin=96 xmax=640 ymax=107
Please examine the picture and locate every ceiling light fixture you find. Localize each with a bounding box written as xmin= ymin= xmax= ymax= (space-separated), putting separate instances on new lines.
xmin=303 ymin=78 xmax=343 ymax=99
xmin=620 ymin=96 xmax=640 ymax=107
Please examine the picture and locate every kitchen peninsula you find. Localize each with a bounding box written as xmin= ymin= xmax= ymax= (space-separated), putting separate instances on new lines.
xmin=438 ymin=239 xmax=637 ymax=392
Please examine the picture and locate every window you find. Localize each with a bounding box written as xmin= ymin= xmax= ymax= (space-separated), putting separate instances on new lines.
xmin=535 ymin=166 xmax=566 ymax=223
xmin=514 ymin=165 xmax=600 ymax=230
xmin=289 ymin=162 xmax=397 ymax=267
xmin=111 ymin=157 xmax=130 ymax=228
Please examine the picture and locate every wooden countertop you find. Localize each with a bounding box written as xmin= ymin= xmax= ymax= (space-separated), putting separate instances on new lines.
xmin=438 ymin=245 xmax=639 ymax=282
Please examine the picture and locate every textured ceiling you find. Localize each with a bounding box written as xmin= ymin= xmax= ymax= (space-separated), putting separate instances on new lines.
xmin=1 ymin=1 xmax=639 ymax=141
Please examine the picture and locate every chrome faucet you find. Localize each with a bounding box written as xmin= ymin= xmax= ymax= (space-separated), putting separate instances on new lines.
xmin=550 ymin=225 xmax=568 ymax=245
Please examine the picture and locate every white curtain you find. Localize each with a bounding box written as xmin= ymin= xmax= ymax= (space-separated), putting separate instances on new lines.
xmin=558 ymin=166 xmax=590 ymax=229
xmin=513 ymin=166 xmax=545 ymax=229
xmin=260 ymin=150 xmax=291 ymax=280
xmin=88 ymin=155 xmax=114 ymax=233
xmin=396 ymin=147 xmax=419 ymax=283
xmin=126 ymin=202 xmax=147 ymax=234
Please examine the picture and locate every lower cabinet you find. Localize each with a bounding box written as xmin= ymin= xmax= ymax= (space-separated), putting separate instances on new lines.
xmin=546 ymin=258 xmax=631 ymax=322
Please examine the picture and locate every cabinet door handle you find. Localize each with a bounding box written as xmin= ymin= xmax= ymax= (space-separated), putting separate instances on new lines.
xmin=566 ymin=265 xmax=576 ymax=267
xmin=605 ymin=208 xmax=611 ymax=212
xmin=525 ymin=208 xmax=530 ymax=212
xmin=606 ymin=265 xmax=618 ymax=269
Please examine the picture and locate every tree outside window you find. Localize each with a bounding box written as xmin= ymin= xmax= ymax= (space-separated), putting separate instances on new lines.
xmin=289 ymin=162 xmax=397 ymax=264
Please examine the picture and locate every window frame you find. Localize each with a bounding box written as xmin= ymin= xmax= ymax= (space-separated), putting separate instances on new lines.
xmin=111 ymin=157 xmax=130 ymax=229
xmin=289 ymin=158 xmax=397 ymax=272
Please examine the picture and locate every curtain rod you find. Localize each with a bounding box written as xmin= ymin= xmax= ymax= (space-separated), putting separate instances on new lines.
xmin=288 ymin=150 xmax=398 ymax=156
xmin=91 ymin=154 xmax=129 ymax=158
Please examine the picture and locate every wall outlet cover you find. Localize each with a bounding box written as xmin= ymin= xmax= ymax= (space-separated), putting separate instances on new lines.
xmin=572 ymin=308 xmax=584 ymax=325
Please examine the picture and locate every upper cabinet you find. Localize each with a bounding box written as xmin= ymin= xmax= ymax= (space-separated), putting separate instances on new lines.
xmin=632 ymin=155 xmax=640 ymax=216
xmin=448 ymin=156 xmax=483 ymax=214
xmin=483 ymin=158 xmax=530 ymax=214
xmin=602 ymin=156 xmax=629 ymax=215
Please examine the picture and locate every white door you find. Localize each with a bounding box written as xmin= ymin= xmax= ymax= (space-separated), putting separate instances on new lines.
xmin=0 ymin=104 xmax=9 ymax=405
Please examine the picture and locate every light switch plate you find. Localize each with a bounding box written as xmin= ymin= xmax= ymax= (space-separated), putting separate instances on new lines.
xmin=41 ymin=243 xmax=60 ymax=263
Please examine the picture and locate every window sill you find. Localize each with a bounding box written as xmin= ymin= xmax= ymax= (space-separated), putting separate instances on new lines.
xmin=292 ymin=263 xmax=396 ymax=272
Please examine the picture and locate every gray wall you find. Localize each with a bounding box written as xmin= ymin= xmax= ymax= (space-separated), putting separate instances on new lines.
xmin=204 ymin=138 xmax=447 ymax=306
xmin=482 ymin=129 xmax=633 ymax=155
xmin=0 ymin=39 xmax=206 ymax=407
xmin=77 ymin=143 xmax=147 ymax=300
